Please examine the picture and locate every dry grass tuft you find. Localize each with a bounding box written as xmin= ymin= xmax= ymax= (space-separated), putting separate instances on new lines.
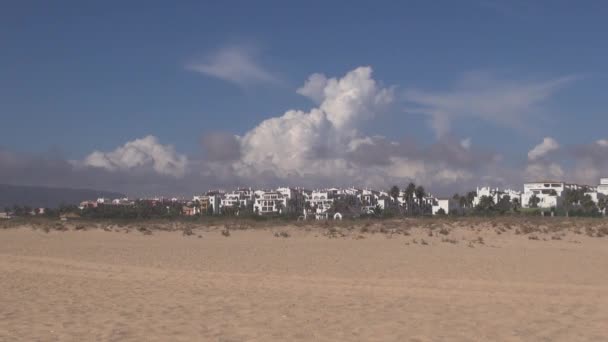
xmin=137 ymin=226 xmax=152 ymax=235
xmin=274 ymin=231 xmax=290 ymax=238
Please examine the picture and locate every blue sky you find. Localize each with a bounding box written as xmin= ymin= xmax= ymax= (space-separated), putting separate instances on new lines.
xmin=1 ymin=1 xmax=608 ymax=194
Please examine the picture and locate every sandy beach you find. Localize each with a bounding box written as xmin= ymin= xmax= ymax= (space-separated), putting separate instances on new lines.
xmin=1 ymin=220 xmax=608 ymax=341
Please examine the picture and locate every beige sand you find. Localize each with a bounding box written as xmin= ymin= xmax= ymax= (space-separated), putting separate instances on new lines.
xmin=1 ymin=223 xmax=608 ymax=341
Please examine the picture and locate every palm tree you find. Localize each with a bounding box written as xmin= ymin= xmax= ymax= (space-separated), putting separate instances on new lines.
xmin=528 ymin=194 xmax=540 ymax=209
xmin=458 ymin=196 xmax=468 ymax=209
xmin=405 ymin=182 xmax=416 ymax=215
xmin=598 ymin=197 xmax=607 ymax=216
xmin=274 ymin=200 xmax=285 ymax=215
xmin=389 ymin=185 xmax=400 ymax=204
xmin=477 ymin=195 xmax=495 ymax=212
xmin=415 ymin=185 xmax=425 ymax=214
xmin=304 ymin=201 xmax=311 ymax=213
xmin=511 ymin=197 xmax=520 ymax=210
xmin=466 ymin=191 xmax=476 ymax=209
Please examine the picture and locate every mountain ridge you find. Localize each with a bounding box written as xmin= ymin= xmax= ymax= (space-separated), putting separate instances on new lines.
xmin=0 ymin=184 xmax=125 ymax=209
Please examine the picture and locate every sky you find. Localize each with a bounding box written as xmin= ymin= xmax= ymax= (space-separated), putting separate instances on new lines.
xmin=1 ymin=0 xmax=608 ymax=196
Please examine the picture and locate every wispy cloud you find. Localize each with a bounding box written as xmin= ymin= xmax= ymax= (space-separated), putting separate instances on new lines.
xmin=186 ymin=45 xmax=278 ymax=86
xmin=404 ymin=71 xmax=578 ymax=138
xmin=528 ymin=137 xmax=559 ymax=161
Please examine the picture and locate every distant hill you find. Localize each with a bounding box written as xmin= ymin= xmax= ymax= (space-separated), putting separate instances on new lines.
xmin=0 ymin=184 xmax=125 ymax=209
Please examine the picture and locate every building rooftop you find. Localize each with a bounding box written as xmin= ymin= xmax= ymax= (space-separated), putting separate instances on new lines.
xmin=525 ymin=180 xmax=564 ymax=184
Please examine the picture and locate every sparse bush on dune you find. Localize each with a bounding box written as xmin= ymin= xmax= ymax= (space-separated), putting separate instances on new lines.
xmin=324 ymin=226 xmax=346 ymax=238
xmin=53 ymin=222 xmax=68 ymax=232
xmin=182 ymin=226 xmax=194 ymax=236
xmin=136 ymin=226 xmax=152 ymax=235
xmin=519 ymin=224 xmax=538 ymax=235
xmin=274 ymin=231 xmax=290 ymax=238
xmin=5 ymin=216 xmax=608 ymax=244
xmin=597 ymin=226 xmax=608 ymax=237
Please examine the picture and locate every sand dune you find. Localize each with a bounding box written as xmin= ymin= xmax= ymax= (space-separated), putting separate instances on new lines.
xmin=1 ymin=224 xmax=607 ymax=341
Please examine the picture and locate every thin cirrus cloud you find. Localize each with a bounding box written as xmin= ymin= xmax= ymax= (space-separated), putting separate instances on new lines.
xmin=404 ymin=71 xmax=578 ymax=138
xmin=185 ymin=45 xmax=279 ymax=87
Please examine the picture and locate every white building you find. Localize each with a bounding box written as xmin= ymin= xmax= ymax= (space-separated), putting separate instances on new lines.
xmin=431 ymin=198 xmax=461 ymax=215
xmin=358 ymin=189 xmax=379 ymax=206
xmin=276 ymin=187 xmax=299 ymax=200
xmin=253 ymin=191 xmax=287 ymax=215
xmin=584 ymin=191 xmax=605 ymax=205
xmin=220 ymin=192 xmax=250 ymax=210
xmin=193 ymin=193 xmax=222 ymax=215
xmin=520 ymin=181 xmax=590 ymax=209
xmin=306 ymin=190 xmax=334 ymax=214
xmin=597 ymin=178 xmax=608 ymax=196
xmin=473 ymin=187 xmax=521 ymax=207
xmin=96 ymin=197 xmax=111 ymax=204
xmin=111 ymin=198 xmax=132 ymax=205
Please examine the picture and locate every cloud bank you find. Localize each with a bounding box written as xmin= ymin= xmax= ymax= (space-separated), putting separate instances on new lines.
xmin=1 ymin=66 xmax=604 ymax=197
xmin=524 ymin=136 xmax=608 ymax=184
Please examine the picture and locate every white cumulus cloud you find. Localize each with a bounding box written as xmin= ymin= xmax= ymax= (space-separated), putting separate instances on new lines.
xmin=83 ymin=136 xmax=188 ymax=177
xmin=227 ymin=66 xmax=492 ymax=191
xmin=528 ymin=137 xmax=559 ymax=161
xmin=236 ymin=66 xmax=393 ymax=178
